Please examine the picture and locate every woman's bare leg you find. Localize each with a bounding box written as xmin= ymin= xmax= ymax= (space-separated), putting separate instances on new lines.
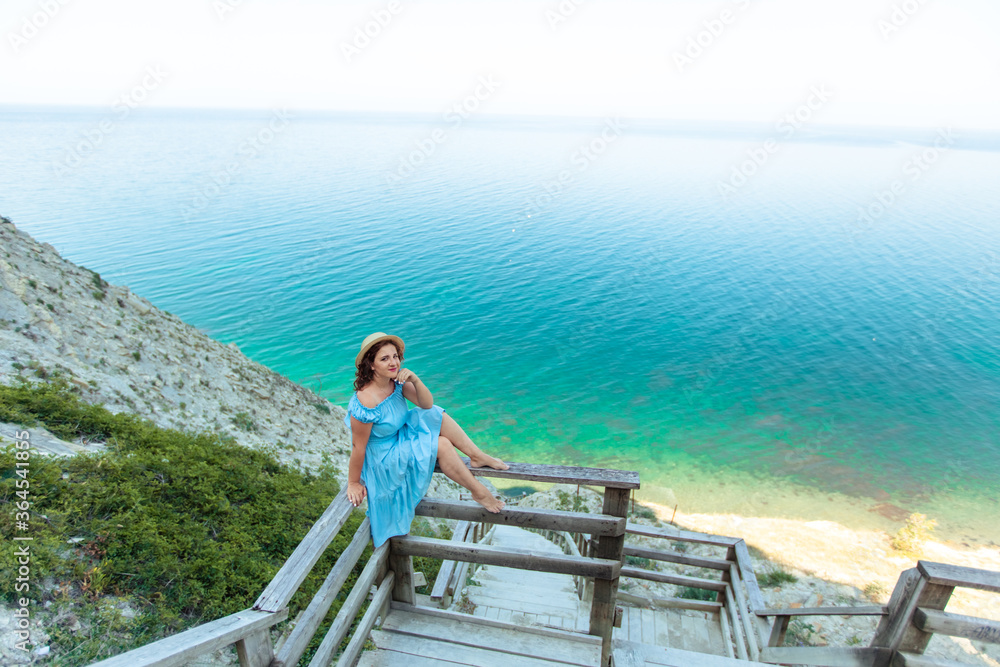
xmin=439 ymin=413 xmax=509 ymax=470
xmin=437 ymin=436 xmax=504 ymax=512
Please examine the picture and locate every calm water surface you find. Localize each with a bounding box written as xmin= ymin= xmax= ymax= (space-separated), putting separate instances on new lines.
xmin=2 ymin=108 xmax=998 ymax=541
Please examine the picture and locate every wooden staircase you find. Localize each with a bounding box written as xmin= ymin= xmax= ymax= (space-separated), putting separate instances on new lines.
xmin=85 ymin=460 xmax=1000 ymax=667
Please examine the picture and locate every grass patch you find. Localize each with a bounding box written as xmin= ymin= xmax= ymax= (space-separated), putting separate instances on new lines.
xmin=678 ymin=586 xmax=716 ymax=601
xmin=0 ymin=378 xmax=359 ymax=664
xmin=410 ymin=518 xmax=453 ymax=595
xmin=757 ymin=567 xmax=798 ymax=587
xmin=624 ymin=555 xmax=651 ymax=568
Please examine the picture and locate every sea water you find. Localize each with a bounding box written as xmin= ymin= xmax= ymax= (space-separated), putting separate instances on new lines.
xmin=1 ymin=107 xmax=998 ymax=543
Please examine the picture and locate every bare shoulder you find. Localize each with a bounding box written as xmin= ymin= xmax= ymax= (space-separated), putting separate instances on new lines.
xmin=355 ymin=386 xmax=379 ymax=409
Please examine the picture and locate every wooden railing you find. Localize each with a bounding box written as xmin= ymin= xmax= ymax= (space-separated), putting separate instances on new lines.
xmin=87 ymin=459 xmax=639 ymax=667
xmin=754 ymin=560 xmax=1000 ymax=667
xmin=615 ymin=520 xmax=772 ymax=662
xmin=415 ymin=458 xmax=640 ymax=667
xmin=427 ymin=519 xmax=495 ymax=608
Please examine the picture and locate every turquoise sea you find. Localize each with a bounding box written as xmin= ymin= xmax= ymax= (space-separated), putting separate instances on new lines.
xmin=2 ymin=107 xmax=998 ymax=542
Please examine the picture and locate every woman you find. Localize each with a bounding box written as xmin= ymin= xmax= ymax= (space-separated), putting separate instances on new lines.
xmin=344 ymin=332 xmax=507 ymax=548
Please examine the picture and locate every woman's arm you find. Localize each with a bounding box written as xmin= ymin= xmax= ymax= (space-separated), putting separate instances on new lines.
xmin=399 ymin=370 xmax=433 ymax=409
xmin=347 ymin=416 xmax=372 ymax=507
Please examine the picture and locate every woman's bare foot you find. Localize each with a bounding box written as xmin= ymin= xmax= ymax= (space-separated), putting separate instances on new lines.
xmin=472 ymin=486 xmax=505 ymax=513
xmin=470 ymin=453 xmax=509 ymax=470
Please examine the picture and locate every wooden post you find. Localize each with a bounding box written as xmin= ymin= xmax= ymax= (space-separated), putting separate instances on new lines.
xmin=235 ymin=628 xmax=274 ymax=667
xmin=872 ymin=568 xmax=924 ymax=649
xmin=388 ymin=546 xmax=416 ymax=606
xmin=896 ymin=582 xmax=955 ymax=654
xmin=589 ymin=487 xmax=630 ymax=667
xmin=768 ymin=615 xmax=791 ymax=647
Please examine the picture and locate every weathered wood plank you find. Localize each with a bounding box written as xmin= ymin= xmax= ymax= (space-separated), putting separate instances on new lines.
xmin=335 ymin=572 xmax=394 ymax=667
xmin=613 ymin=639 xmax=773 ymax=666
xmin=913 ymin=607 xmax=1000 ymax=644
xmin=917 ymin=561 xmax=1000 ymax=594
xmin=307 ymin=543 xmax=389 ymax=667
xmin=389 ymin=602 xmax=601 ymax=646
xmin=390 ymin=535 xmax=621 ymax=579
xmin=381 ymin=605 xmax=602 ymax=665
xmin=872 ymin=568 xmax=925 ymax=650
xmin=436 ymin=458 xmax=640 ymax=489
xmin=729 ymin=563 xmax=760 ymax=661
xmin=626 ymin=521 xmax=740 ymax=547
xmin=367 ymin=629 xmax=572 ymax=666
xmin=719 ymin=602 xmax=736 ymax=659
xmin=896 ymin=582 xmax=954 ymax=654
xmin=768 ymin=615 xmax=790 ymax=647
xmin=620 ymin=566 xmax=727 ymax=592
xmin=276 ymin=517 xmax=371 ymax=667
xmin=732 ymin=539 xmax=773 ymax=649
xmin=733 ymin=540 xmax=766 ymax=612
xmin=254 ymin=490 xmax=355 ymax=612
xmin=590 ymin=487 xmax=630 ymax=667
xmin=234 ymin=628 xmax=274 ymax=667
xmin=614 ymin=591 xmax=723 ymax=613
xmin=415 ymin=497 xmax=626 ymax=536
xmin=623 ymin=544 xmax=731 ymax=571
xmin=725 ymin=583 xmax=749 ymax=661
xmin=760 ymin=646 xmax=892 ymax=666
xmin=429 ymin=520 xmax=470 ymax=602
xmin=892 ymin=652 xmax=969 ymax=667
xmin=756 ymin=606 xmax=888 ymax=617
xmin=89 ymin=608 xmax=288 ymax=667
xmin=388 ymin=552 xmax=416 ymax=605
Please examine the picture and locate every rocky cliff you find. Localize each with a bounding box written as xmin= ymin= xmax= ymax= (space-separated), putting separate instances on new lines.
xmin=0 ymin=217 xmax=352 ymax=473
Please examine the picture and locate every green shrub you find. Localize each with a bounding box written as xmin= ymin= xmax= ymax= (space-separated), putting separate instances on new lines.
xmin=891 ymin=513 xmax=936 ymax=557
xmin=230 ymin=411 xmax=257 ymax=432
xmin=0 ymin=378 xmax=359 ymax=664
xmin=625 ymin=555 xmax=651 ymax=568
xmin=630 ymin=504 xmax=656 ymax=521
xmin=757 ymin=567 xmax=798 ymax=587
xmin=410 ymin=518 xmax=453 ymax=595
xmin=678 ymin=586 xmax=716 ymax=601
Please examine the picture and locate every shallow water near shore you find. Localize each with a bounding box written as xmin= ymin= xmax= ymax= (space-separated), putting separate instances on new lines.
xmin=2 ymin=108 xmax=999 ymax=544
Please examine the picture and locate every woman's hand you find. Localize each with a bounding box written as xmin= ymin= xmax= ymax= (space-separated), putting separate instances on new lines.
xmin=347 ymin=481 xmax=367 ymax=507
xmin=395 ymin=368 xmax=419 ymax=385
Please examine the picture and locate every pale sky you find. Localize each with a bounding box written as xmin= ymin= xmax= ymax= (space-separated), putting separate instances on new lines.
xmin=3 ymin=0 xmax=999 ymax=130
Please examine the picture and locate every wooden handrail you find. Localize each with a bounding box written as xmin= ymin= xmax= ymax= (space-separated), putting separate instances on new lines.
xmin=913 ymin=608 xmax=1000 ymax=644
xmin=390 ymin=534 xmax=622 ymax=579
xmin=275 ymin=517 xmax=373 ymax=667
xmin=306 ymin=543 xmax=389 ymax=666
xmin=619 ymin=566 xmax=727 ymax=592
xmin=625 ymin=520 xmax=739 ymax=546
xmin=918 ymin=561 xmax=1000 ymax=594
xmin=415 ymin=497 xmax=626 ymax=536
xmin=429 ymin=520 xmax=471 ymax=603
xmin=623 ymin=544 xmax=730 ymax=571
xmin=757 ymin=606 xmax=888 ymax=618
xmin=88 ymin=608 xmax=288 ymax=667
xmin=435 ymin=458 xmax=640 ymax=489
xmin=253 ymin=491 xmax=355 ymax=612
xmin=760 ymin=646 xmax=893 ymax=666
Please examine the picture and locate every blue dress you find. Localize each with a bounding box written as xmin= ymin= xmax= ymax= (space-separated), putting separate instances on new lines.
xmin=344 ymin=382 xmax=445 ymax=547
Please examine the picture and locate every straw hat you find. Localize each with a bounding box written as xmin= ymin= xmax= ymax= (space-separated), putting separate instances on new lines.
xmin=355 ymin=332 xmax=405 ymax=368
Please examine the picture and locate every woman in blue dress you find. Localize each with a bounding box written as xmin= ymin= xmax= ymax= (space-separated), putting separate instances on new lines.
xmin=344 ymin=332 xmax=507 ymax=547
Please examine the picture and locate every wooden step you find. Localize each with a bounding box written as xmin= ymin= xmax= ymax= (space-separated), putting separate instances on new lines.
xmin=362 ymin=603 xmax=601 ymax=666
xmin=613 ymin=638 xmax=773 ymax=666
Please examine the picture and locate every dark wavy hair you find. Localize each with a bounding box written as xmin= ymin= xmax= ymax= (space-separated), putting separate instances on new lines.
xmin=353 ymin=341 xmax=403 ymax=392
